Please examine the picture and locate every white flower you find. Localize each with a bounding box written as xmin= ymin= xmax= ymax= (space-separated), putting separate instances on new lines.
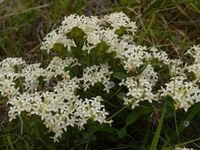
xmin=59 ymin=14 xmax=100 ymax=34
xmin=41 ymin=12 xmax=137 ymax=56
xmin=7 ymin=71 xmax=111 ymax=142
xmin=8 ymin=13 xmax=200 ymax=143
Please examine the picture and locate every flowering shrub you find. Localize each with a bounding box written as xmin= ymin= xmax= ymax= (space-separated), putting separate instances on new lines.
xmin=1 ymin=12 xmax=200 ymax=145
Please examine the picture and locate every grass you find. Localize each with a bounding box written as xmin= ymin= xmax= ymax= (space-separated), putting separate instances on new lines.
xmin=1 ymin=0 xmax=200 ymax=149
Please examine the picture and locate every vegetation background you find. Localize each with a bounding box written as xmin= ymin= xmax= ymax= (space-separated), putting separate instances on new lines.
xmin=0 ymin=0 xmax=200 ymax=149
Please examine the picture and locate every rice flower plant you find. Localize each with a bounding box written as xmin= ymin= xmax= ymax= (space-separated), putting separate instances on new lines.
xmin=1 ymin=12 xmax=200 ymax=142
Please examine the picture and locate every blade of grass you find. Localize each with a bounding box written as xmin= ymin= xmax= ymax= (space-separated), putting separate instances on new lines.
xmin=189 ymin=3 xmax=200 ymax=14
xmin=140 ymin=117 xmax=151 ymax=149
xmin=0 ymin=4 xmax=49 ymax=20
xmin=3 ymin=136 xmax=9 ymax=150
xmin=178 ymin=137 xmax=200 ymax=147
xmin=137 ymin=14 xmax=156 ymax=44
xmin=150 ymin=104 xmax=166 ymax=150
xmin=6 ymin=135 xmax=15 ymax=150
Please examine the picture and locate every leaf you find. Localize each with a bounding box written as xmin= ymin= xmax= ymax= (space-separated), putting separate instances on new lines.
xmin=113 ymin=72 xmax=127 ymax=80
xmin=120 ymin=0 xmax=129 ymax=6
xmin=118 ymin=128 xmax=127 ymax=138
xmin=137 ymin=62 xmax=148 ymax=75
xmin=125 ymin=107 xmax=153 ymax=127
xmin=52 ymin=43 xmax=67 ymax=58
xmin=125 ymin=112 xmax=138 ymax=127
xmin=150 ymin=104 xmax=166 ymax=150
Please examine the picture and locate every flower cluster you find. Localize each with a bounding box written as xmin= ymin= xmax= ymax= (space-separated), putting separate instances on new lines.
xmin=81 ymin=64 xmax=114 ymax=93
xmin=2 ymin=12 xmax=200 ymax=142
xmin=0 ymin=56 xmax=112 ymax=142
xmin=158 ymin=45 xmax=200 ymax=111
xmin=175 ymin=147 xmax=194 ymax=150
xmin=185 ymin=45 xmax=200 ymax=83
xmin=119 ymin=64 xmax=158 ymax=109
xmin=120 ymin=77 xmax=156 ymax=109
xmin=41 ymin=12 xmax=142 ymax=68
xmin=8 ymin=89 xmax=110 ymax=142
xmin=161 ymin=76 xmax=200 ymax=111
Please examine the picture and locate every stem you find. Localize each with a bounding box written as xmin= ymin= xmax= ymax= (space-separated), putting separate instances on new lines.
xmin=106 ymin=105 xmax=129 ymax=121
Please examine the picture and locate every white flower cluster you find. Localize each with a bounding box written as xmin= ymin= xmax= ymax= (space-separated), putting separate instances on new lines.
xmin=0 ymin=58 xmax=25 ymax=98
xmin=81 ymin=64 xmax=114 ymax=93
xmin=149 ymin=47 xmax=171 ymax=65
xmin=46 ymin=56 xmax=79 ymax=79
xmin=139 ymin=64 xmax=158 ymax=85
xmin=0 ymin=56 xmax=112 ymax=142
xmin=41 ymin=12 xmax=200 ymax=112
xmin=120 ymin=77 xmax=156 ymax=109
xmin=3 ymin=12 xmax=200 ymax=142
xmin=186 ymin=45 xmax=200 ymax=63
xmin=175 ymin=147 xmax=194 ymax=150
xmin=169 ymin=59 xmax=184 ymax=76
xmin=0 ymin=57 xmax=26 ymax=80
xmin=119 ymin=64 xmax=158 ymax=109
xmin=8 ymin=88 xmax=110 ymax=142
xmin=161 ymin=76 xmax=200 ymax=111
xmin=122 ymin=45 xmax=148 ymax=71
xmin=159 ymin=45 xmax=200 ymax=111
xmin=185 ymin=45 xmax=200 ymax=83
xmin=22 ymin=63 xmax=46 ymax=92
xmin=41 ymin=12 xmax=145 ymax=71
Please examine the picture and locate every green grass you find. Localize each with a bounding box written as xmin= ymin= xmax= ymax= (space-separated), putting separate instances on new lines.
xmin=1 ymin=0 xmax=200 ymax=149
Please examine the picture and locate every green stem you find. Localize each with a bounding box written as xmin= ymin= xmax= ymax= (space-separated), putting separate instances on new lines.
xmin=178 ymin=137 xmax=200 ymax=147
xmin=107 ymin=105 xmax=129 ymax=121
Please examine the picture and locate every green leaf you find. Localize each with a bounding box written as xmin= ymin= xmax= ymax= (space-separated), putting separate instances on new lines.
xmin=52 ymin=43 xmax=67 ymax=58
xmin=125 ymin=112 xmax=138 ymax=127
xmin=120 ymin=0 xmax=129 ymax=6
xmin=150 ymin=104 xmax=166 ymax=150
xmin=137 ymin=62 xmax=148 ymax=75
xmin=113 ymin=72 xmax=127 ymax=80
xmin=118 ymin=128 xmax=127 ymax=138
xmin=125 ymin=107 xmax=153 ymax=127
